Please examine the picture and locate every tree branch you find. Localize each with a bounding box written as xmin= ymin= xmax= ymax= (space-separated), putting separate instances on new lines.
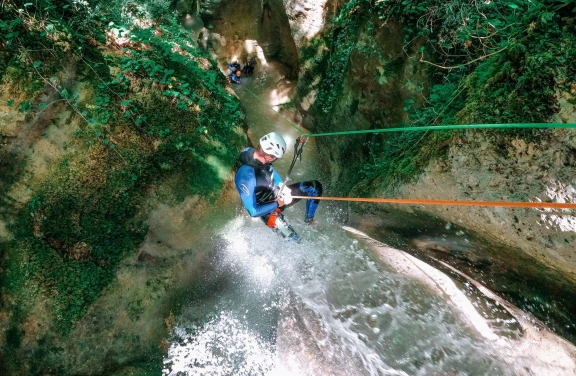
xmin=419 ymin=46 xmax=507 ymax=70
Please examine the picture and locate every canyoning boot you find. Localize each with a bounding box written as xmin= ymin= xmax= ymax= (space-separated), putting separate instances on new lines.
xmin=267 ymin=210 xmax=300 ymax=242
xmin=304 ymin=215 xmax=317 ymax=231
xmin=276 ymin=214 xmax=300 ymax=242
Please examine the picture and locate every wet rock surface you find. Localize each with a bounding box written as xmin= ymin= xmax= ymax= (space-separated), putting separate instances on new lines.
xmin=397 ymin=129 xmax=576 ymax=280
xmin=349 ymin=207 xmax=576 ymax=345
xmin=195 ymin=0 xmax=299 ymax=77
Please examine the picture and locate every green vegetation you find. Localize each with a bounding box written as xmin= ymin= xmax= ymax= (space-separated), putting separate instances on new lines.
xmin=297 ymin=38 xmax=330 ymax=99
xmin=298 ymin=0 xmax=576 ymax=191
xmin=0 ymin=0 xmax=245 ymax=371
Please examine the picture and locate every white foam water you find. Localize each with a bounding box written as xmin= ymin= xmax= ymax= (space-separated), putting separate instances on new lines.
xmin=163 ymin=211 xmax=514 ymax=375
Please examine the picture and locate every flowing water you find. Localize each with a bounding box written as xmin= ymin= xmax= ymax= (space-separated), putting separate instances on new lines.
xmin=162 ymin=63 xmax=576 ymax=375
xmin=352 ymin=208 xmax=576 ymax=344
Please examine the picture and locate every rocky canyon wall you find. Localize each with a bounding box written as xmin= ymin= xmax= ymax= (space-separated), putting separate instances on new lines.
xmin=189 ymin=0 xmax=300 ymax=77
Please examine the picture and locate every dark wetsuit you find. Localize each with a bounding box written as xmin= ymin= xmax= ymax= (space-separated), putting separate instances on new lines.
xmin=234 ymin=147 xmax=322 ymax=222
xmin=242 ymin=60 xmax=256 ymax=76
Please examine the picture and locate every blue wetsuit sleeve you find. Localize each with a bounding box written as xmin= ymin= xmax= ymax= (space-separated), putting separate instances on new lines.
xmin=235 ymin=165 xmax=278 ymax=217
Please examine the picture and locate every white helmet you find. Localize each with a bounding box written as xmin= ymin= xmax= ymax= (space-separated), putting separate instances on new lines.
xmin=260 ymin=132 xmax=286 ymax=158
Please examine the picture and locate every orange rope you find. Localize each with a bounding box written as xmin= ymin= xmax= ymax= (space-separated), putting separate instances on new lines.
xmin=291 ymin=196 xmax=576 ymax=209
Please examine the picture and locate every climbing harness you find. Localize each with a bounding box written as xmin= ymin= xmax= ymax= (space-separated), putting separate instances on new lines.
xmin=275 ymin=136 xmax=307 ymax=204
xmin=290 ymin=196 xmax=576 ymax=209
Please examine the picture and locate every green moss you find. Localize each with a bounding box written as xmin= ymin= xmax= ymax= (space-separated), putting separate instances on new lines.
xmin=0 ymin=1 xmax=247 ymax=371
xmin=0 ymin=149 xmax=27 ymax=206
xmin=360 ymin=130 xmax=452 ymax=192
xmin=105 ymin=358 xmax=164 ymax=376
xmin=297 ymin=37 xmax=330 ymax=99
xmin=457 ymin=35 xmax=575 ymax=124
xmin=5 ymin=325 xmax=23 ymax=348
xmin=314 ymin=23 xmax=360 ymax=114
xmin=3 ymin=65 xmax=45 ymax=97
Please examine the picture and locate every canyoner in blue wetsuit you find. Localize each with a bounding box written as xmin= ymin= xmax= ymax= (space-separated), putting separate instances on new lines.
xmin=228 ymin=59 xmax=241 ymax=74
xmin=235 ymin=132 xmax=323 ymax=241
xmin=229 ymin=70 xmax=241 ymax=84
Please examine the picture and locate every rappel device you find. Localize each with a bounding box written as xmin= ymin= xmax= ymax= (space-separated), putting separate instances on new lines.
xmin=268 ymin=136 xmax=307 ymax=242
xmin=285 ymin=135 xmax=307 ymax=185
xmin=275 ymin=135 xmax=307 ymax=197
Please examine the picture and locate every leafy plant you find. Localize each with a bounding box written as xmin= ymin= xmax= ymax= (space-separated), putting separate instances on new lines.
xmin=0 ymin=1 xmax=246 ymax=371
xmin=302 ymin=0 xmax=576 ymax=191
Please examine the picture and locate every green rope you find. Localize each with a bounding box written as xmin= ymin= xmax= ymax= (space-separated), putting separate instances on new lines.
xmin=239 ymin=85 xmax=305 ymax=134
xmin=304 ymin=123 xmax=576 ymax=137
